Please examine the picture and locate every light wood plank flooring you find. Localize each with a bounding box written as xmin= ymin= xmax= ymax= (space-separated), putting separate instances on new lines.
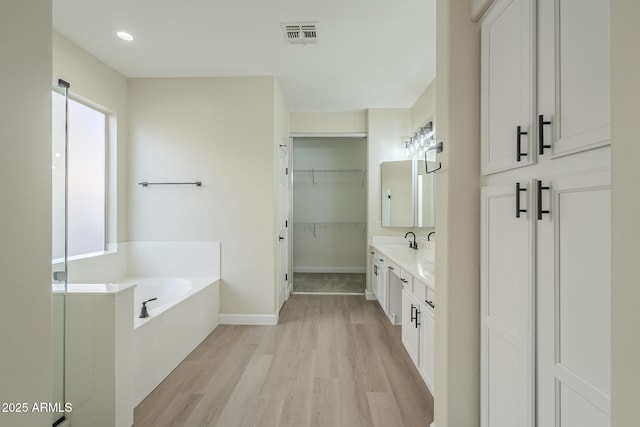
xmin=292 ymin=273 xmax=366 ymax=294
xmin=133 ymin=295 xmax=434 ymax=427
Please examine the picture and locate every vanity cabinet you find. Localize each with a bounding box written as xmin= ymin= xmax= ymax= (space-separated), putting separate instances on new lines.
xmin=419 ymin=286 xmax=435 ymax=393
xmin=386 ymin=261 xmax=403 ymax=325
xmin=402 ymin=282 xmax=436 ymax=394
xmin=371 ymin=251 xmax=387 ymax=313
xmin=480 ymin=0 xmax=611 ymax=425
xmin=370 ymin=243 xmax=436 ymax=395
xmin=402 ymin=289 xmax=420 ymax=366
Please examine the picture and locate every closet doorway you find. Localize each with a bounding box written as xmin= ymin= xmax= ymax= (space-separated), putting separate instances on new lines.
xmin=291 ymin=136 xmax=367 ymax=294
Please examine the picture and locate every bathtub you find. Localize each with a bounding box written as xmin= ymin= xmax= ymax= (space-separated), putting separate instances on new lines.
xmin=123 ymin=275 xmax=220 ymax=406
xmin=62 ymin=241 xmax=221 ymax=417
xmin=130 ymin=277 xmax=209 ymax=328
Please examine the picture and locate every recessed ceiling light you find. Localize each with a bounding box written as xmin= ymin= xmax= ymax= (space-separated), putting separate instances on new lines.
xmin=115 ymin=31 xmax=134 ymax=41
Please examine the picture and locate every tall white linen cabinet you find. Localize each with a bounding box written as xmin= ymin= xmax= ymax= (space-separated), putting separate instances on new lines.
xmin=480 ymin=0 xmax=611 ymax=426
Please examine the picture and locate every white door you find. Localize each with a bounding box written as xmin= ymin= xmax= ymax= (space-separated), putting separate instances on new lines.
xmin=537 ymin=170 xmax=611 ymax=427
xmin=277 ymin=144 xmax=290 ymax=311
xmin=481 ymin=182 xmax=535 ymax=427
xmin=537 ymin=0 xmax=610 ymax=158
xmin=481 ymin=0 xmax=536 ymax=174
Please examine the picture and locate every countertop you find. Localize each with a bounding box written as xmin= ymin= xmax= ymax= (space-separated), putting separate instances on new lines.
xmin=371 ymin=242 xmax=435 ymax=290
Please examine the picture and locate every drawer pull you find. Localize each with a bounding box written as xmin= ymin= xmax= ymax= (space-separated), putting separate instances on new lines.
xmin=516 ymin=182 xmax=527 ymax=218
xmin=425 ymin=300 xmax=435 ymax=309
xmin=388 ymin=266 xmax=394 ymax=270
xmin=537 ymin=180 xmax=550 ymax=220
xmin=538 ymin=114 xmax=552 ymax=155
xmin=400 ymin=278 xmax=408 ymax=283
xmin=379 ymin=258 xmax=384 ymax=262
xmin=516 ymin=126 xmax=528 ymax=162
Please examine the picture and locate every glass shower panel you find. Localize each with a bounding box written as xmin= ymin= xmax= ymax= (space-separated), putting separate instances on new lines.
xmin=51 ymin=83 xmax=68 ymax=425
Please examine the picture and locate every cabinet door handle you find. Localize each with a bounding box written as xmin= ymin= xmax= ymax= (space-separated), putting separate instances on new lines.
xmin=410 ymin=304 xmax=417 ymax=322
xmin=538 ymin=114 xmax=552 ymax=155
xmin=516 ymin=126 xmax=528 ymax=162
xmin=516 ymin=182 xmax=527 ymax=218
xmin=400 ymin=278 xmax=408 ymax=283
xmin=537 ymin=180 xmax=551 ymax=220
xmin=415 ymin=309 xmax=421 ymax=328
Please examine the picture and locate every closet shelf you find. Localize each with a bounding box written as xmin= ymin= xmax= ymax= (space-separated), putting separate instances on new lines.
xmin=293 ymin=222 xmax=367 ymax=238
xmin=293 ymin=169 xmax=366 ymax=186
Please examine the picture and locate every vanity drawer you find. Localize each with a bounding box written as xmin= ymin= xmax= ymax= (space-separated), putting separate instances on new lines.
xmin=413 ymin=278 xmax=428 ymax=305
xmin=400 ymin=269 xmax=413 ymax=291
xmin=387 ymin=260 xmax=400 ymax=275
xmin=424 ymin=287 xmax=435 ymax=311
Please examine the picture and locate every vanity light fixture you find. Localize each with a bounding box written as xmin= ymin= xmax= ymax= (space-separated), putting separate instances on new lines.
xmin=115 ymin=30 xmax=134 ymax=41
xmin=404 ymin=121 xmax=435 ymax=157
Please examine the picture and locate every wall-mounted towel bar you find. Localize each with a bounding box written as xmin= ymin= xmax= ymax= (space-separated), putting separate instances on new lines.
xmin=138 ymin=181 xmax=202 ymax=187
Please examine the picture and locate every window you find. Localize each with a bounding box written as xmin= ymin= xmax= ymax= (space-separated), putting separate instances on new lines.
xmin=52 ymin=92 xmax=107 ymax=259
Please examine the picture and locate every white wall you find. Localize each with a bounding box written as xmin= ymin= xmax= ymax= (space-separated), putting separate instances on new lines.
xmin=290 ymin=111 xmax=367 ymax=134
xmin=611 ymin=1 xmax=640 ymax=425
xmin=411 ymin=79 xmax=437 ymax=130
xmin=0 ymin=2 xmax=53 ymax=426
xmin=433 ymin=0 xmax=481 ymax=426
xmin=128 ymin=77 xmax=279 ymax=316
xmin=53 ymin=32 xmax=129 ymax=246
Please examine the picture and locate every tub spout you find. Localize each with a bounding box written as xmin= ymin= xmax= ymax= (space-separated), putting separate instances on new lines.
xmin=139 ymin=298 xmax=158 ymax=318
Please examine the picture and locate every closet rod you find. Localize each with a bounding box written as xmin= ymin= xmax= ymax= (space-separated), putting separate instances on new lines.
xmin=138 ymin=181 xmax=202 ymax=187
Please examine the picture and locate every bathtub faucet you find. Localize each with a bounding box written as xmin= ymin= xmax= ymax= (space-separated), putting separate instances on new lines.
xmin=139 ymin=298 xmax=158 ymax=318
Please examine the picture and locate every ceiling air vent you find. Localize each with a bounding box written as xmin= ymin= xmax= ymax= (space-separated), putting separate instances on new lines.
xmin=282 ymin=22 xmax=318 ymax=45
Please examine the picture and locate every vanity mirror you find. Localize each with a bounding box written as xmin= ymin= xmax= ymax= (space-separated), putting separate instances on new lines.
xmin=381 ymin=159 xmax=435 ymax=227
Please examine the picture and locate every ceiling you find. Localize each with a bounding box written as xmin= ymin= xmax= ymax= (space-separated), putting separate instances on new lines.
xmin=52 ymin=0 xmax=436 ymax=112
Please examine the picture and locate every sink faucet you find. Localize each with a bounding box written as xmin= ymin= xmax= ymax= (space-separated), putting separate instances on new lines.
xmin=427 ymin=231 xmax=435 ymax=242
xmin=404 ymin=232 xmax=418 ymax=250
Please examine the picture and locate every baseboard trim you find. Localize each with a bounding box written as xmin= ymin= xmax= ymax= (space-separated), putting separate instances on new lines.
xmin=293 ymin=267 xmax=367 ymax=274
xmin=365 ymin=290 xmax=377 ymax=300
xmin=219 ymin=313 xmax=279 ymax=326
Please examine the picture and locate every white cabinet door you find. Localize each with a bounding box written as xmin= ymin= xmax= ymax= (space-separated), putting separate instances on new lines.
xmin=481 ymin=0 xmax=536 ymax=175
xmin=402 ymin=289 xmax=420 ymax=366
xmin=537 ymin=170 xmax=611 ymax=427
xmin=419 ymin=302 xmax=435 ymax=394
xmin=481 ymin=182 xmax=536 ymax=427
xmin=537 ymin=0 xmax=610 ymax=159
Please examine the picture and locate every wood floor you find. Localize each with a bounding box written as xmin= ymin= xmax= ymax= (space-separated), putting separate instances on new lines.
xmin=292 ymin=273 xmax=366 ymax=294
xmin=133 ymin=295 xmax=434 ymax=427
